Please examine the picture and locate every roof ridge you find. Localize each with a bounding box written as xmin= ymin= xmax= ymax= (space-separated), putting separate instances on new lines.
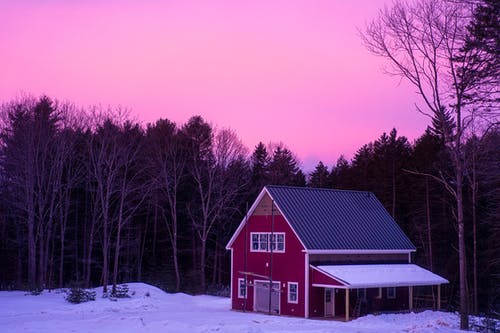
xmin=265 ymin=185 xmax=372 ymax=195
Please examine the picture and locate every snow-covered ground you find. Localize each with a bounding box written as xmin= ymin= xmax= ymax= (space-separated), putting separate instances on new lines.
xmin=0 ymin=283 xmax=466 ymax=333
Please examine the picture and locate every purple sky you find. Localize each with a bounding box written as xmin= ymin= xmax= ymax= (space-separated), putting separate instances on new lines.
xmin=0 ymin=0 xmax=430 ymax=170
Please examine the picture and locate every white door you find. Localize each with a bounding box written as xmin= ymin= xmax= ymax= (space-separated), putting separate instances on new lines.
xmin=325 ymin=288 xmax=334 ymax=317
xmin=255 ymin=281 xmax=280 ymax=314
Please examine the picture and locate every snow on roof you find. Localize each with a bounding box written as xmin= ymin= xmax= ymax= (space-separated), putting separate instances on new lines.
xmin=315 ymin=264 xmax=448 ymax=288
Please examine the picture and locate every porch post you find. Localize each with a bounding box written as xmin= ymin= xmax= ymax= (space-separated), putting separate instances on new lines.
xmin=408 ymin=286 xmax=413 ymax=311
xmin=437 ymin=285 xmax=441 ymax=310
xmin=345 ymin=288 xmax=350 ymax=321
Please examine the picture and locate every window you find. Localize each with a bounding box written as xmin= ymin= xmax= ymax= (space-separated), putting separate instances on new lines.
xmin=238 ymin=278 xmax=247 ymax=299
xmin=357 ymin=288 xmax=366 ymax=300
xmin=250 ymin=232 xmax=285 ymax=253
xmin=375 ymin=288 xmax=382 ymax=299
xmin=251 ymin=234 xmax=259 ymax=250
xmin=288 ymin=282 xmax=298 ymax=303
xmin=259 ymin=234 xmax=268 ymax=251
xmin=276 ymin=234 xmax=285 ymax=251
xmin=387 ymin=287 xmax=396 ymax=299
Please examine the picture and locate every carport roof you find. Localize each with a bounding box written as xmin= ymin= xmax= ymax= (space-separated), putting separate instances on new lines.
xmin=312 ymin=264 xmax=449 ymax=289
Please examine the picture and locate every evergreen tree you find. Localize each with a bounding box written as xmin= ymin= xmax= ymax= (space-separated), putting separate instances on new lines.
xmin=268 ymin=145 xmax=304 ymax=186
xmin=309 ymin=161 xmax=330 ymax=188
xmin=250 ymin=142 xmax=270 ymax=195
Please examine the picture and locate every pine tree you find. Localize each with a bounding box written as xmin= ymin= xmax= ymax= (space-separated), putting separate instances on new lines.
xmin=309 ymin=161 xmax=330 ymax=188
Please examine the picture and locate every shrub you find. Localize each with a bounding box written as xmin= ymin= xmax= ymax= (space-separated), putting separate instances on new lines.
xmin=65 ymin=287 xmax=96 ymax=304
xmin=110 ymin=284 xmax=130 ymax=298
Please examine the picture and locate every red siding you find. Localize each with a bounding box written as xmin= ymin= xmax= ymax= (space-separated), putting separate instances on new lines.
xmin=310 ymin=267 xmax=344 ymax=286
xmin=308 ymin=285 xmax=325 ymax=317
xmin=230 ymin=214 xmax=306 ymax=317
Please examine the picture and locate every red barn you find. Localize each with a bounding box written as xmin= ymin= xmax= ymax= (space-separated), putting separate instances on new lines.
xmin=226 ymin=186 xmax=448 ymax=320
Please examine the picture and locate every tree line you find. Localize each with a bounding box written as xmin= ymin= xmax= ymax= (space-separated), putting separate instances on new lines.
xmin=0 ymin=0 xmax=497 ymax=327
xmin=360 ymin=0 xmax=498 ymax=327
xmin=0 ymin=95 xmax=497 ymax=314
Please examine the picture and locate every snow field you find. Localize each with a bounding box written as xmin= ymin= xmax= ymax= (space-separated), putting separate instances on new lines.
xmin=0 ymin=283 xmax=465 ymax=333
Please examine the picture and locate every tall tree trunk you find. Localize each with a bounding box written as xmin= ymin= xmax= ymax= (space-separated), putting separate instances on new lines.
xmin=392 ymin=160 xmax=396 ymax=217
xmin=425 ymin=179 xmax=435 ymax=304
xmin=200 ymin=238 xmax=206 ymax=293
xmin=425 ymin=179 xmax=433 ymax=272
xmin=471 ymin=137 xmax=478 ymax=315
xmin=456 ymin=141 xmax=468 ymax=329
xmin=27 ymin=212 xmax=36 ymax=289
xmin=172 ymin=233 xmax=180 ymax=292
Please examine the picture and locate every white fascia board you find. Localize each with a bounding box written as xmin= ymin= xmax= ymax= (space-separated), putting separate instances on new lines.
xmin=225 ymin=187 xmax=268 ymax=250
xmin=265 ymin=190 xmax=308 ymax=252
xmin=314 ymin=281 xmax=448 ymax=289
xmin=305 ymin=249 xmax=415 ymax=255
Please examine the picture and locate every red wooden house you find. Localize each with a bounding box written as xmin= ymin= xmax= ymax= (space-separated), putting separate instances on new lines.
xmin=226 ymin=186 xmax=448 ymax=320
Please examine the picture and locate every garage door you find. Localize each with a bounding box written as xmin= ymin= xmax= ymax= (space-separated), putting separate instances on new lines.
xmin=255 ymin=281 xmax=280 ymax=314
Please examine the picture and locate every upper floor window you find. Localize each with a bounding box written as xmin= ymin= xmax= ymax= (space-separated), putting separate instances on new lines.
xmin=250 ymin=232 xmax=285 ymax=253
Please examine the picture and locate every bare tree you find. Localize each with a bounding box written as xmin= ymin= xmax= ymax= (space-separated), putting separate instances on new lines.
xmin=87 ymin=112 xmax=149 ymax=294
xmin=183 ymin=116 xmax=249 ymax=292
xmin=146 ymin=119 xmax=185 ymax=292
xmin=361 ymin=1 xmax=498 ymax=328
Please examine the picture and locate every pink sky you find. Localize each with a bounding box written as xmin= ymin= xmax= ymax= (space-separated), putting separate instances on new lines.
xmin=0 ymin=0 xmax=429 ymax=170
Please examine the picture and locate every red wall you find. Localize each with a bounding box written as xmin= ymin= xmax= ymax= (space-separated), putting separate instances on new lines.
xmin=230 ymin=214 xmax=306 ymax=317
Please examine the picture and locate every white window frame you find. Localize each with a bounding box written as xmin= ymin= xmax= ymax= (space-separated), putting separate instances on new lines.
xmin=387 ymin=287 xmax=396 ymax=299
xmin=375 ymin=287 xmax=382 ymax=299
xmin=250 ymin=232 xmax=285 ymax=253
xmin=287 ymin=282 xmax=298 ymax=304
xmin=238 ymin=278 xmax=247 ymax=299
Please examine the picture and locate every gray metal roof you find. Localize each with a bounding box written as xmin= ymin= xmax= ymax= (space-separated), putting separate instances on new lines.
xmin=265 ymin=186 xmax=415 ymax=251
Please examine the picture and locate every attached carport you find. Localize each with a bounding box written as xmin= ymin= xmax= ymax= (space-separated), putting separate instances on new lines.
xmin=311 ymin=264 xmax=449 ymax=321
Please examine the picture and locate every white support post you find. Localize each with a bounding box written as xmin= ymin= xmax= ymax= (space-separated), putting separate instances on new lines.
xmin=409 ymin=286 xmax=413 ymax=311
xmin=345 ymin=289 xmax=350 ymax=322
xmin=437 ymin=285 xmax=441 ymax=310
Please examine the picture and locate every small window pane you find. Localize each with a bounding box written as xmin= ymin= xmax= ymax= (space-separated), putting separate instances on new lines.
xmin=387 ymin=287 xmax=396 ymax=299
xmin=259 ymin=234 xmax=268 ymax=250
xmin=288 ymin=283 xmax=298 ymax=303
xmin=277 ymin=234 xmax=285 ymax=251
xmin=251 ymin=234 xmax=259 ymax=250
xmin=270 ymin=234 xmax=276 ymax=250
xmin=238 ymin=279 xmax=247 ymax=298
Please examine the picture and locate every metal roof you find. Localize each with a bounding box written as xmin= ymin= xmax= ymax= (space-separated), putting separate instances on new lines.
xmin=313 ymin=264 xmax=448 ymax=288
xmin=265 ymin=186 xmax=415 ymax=251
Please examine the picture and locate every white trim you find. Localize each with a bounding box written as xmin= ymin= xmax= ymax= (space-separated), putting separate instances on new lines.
xmin=230 ymin=248 xmax=233 ymax=301
xmin=266 ymin=191 xmax=308 ymax=251
xmin=253 ymin=279 xmax=281 ymax=315
xmin=375 ymin=287 xmax=382 ymax=299
xmin=226 ymin=187 xmax=308 ymax=252
xmin=226 ymin=188 xmax=268 ymax=249
xmin=306 ymin=249 xmax=415 ymax=254
xmin=310 ymin=265 xmax=349 ymax=286
xmin=250 ymin=232 xmax=285 ymax=253
xmin=238 ymin=278 xmax=247 ymax=299
xmin=287 ymin=282 xmax=299 ymax=304
xmin=313 ymin=283 xmax=347 ymax=289
xmin=387 ymin=287 xmax=396 ymax=299
xmin=324 ymin=288 xmax=334 ymax=317
xmin=304 ymin=253 xmax=309 ymax=318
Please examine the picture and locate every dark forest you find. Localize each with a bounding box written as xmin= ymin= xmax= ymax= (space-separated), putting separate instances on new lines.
xmin=0 ymin=95 xmax=498 ymax=316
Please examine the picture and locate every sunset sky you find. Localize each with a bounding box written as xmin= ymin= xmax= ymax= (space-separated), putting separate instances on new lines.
xmin=0 ymin=0 xmax=430 ymax=170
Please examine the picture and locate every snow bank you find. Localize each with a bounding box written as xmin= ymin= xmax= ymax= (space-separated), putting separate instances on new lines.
xmin=0 ymin=283 xmax=465 ymax=333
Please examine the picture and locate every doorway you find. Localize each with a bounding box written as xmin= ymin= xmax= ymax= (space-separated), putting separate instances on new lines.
xmin=325 ymin=288 xmax=335 ymax=317
xmin=254 ymin=281 xmax=280 ymax=314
